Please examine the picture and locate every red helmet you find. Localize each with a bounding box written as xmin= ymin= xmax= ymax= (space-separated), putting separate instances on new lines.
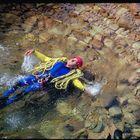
xmin=74 ymin=56 xmax=83 ymax=68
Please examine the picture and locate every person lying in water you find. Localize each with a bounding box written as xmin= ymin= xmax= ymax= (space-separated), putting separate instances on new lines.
xmin=0 ymin=49 xmax=93 ymax=109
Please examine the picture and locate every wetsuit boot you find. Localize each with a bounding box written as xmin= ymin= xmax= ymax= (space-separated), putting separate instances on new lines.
xmin=0 ymin=96 xmax=8 ymax=109
xmin=0 ymin=96 xmax=8 ymax=104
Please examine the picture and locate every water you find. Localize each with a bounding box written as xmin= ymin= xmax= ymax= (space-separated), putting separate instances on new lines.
xmin=85 ymin=81 xmax=105 ymax=96
xmin=21 ymin=54 xmax=40 ymax=73
xmin=0 ymin=73 xmax=25 ymax=87
xmin=4 ymin=112 xmax=24 ymax=131
xmin=0 ymin=44 xmax=9 ymax=62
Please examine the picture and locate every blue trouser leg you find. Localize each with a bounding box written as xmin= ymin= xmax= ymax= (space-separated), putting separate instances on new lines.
xmin=2 ymin=75 xmax=37 ymax=97
xmin=2 ymin=82 xmax=42 ymax=108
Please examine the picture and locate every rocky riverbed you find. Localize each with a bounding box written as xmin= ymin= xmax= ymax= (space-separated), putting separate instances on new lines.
xmin=0 ymin=3 xmax=140 ymax=139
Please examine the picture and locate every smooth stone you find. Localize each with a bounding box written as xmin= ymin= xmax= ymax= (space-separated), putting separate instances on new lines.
xmin=92 ymin=120 xmax=104 ymax=133
xmin=124 ymin=112 xmax=137 ymax=125
xmin=114 ymin=121 xmax=125 ymax=131
xmin=109 ymin=106 xmax=122 ymax=117
xmin=132 ymin=42 xmax=140 ymax=49
xmin=56 ymin=101 xmax=72 ymax=116
xmin=108 ymin=23 xmax=119 ymax=31
xmin=103 ymin=38 xmax=114 ymax=49
xmin=116 ymin=7 xmax=128 ymax=17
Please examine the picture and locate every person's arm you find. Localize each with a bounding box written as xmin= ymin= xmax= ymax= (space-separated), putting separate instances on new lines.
xmin=33 ymin=50 xmax=52 ymax=62
xmin=25 ymin=48 xmax=52 ymax=62
xmin=72 ymin=79 xmax=85 ymax=91
xmin=73 ymin=79 xmax=95 ymax=97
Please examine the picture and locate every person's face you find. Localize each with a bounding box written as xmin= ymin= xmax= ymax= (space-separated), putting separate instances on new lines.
xmin=66 ymin=58 xmax=78 ymax=69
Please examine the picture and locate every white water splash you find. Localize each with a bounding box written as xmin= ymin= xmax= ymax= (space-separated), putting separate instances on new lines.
xmin=0 ymin=44 xmax=9 ymax=57
xmin=85 ymin=80 xmax=106 ymax=96
xmin=0 ymin=73 xmax=25 ymax=86
xmin=21 ymin=54 xmax=40 ymax=73
xmin=5 ymin=112 xmax=23 ymax=130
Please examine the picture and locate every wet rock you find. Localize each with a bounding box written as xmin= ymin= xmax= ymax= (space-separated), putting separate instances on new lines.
xmin=24 ymin=33 xmax=36 ymax=42
xmin=131 ymin=128 xmax=140 ymax=138
xmin=132 ymin=42 xmax=140 ymax=49
xmin=39 ymin=32 xmax=51 ymax=43
xmin=104 ymin=28 xmax=115 ymax=35
xmin=108 ymin=23 xmax=119 ymax=31
xmin=56 ymin=101 xmax=72 ymax=116
xmin=1 ymin=13 xmax=20 ymax=25
xmin=115 ymin=28 xmax=125 ymax=35
xmin=114 ymin=121 xmax=125 ymax=132
xmin=75 ymin=40 xmax=87 ymax=51
xmin=53 ymin=47 xmax=64 ymax=57
xmin=72 ymin=30 xmax=88 ymax=41
xmin=84 ymin=36 xmax=92 ymax=44
xmin=113 ymin=45 xmax=126 ymax=55
xmin=92 ymin=120 xmax=104 ymax=133
xmin=89 ymin=26 xmax=103 ymax=36
xmin=128 ymin=4 xmax=140 ymax=13
xmin=0 ymin=128 xmax=45 ymax=139
xmin=38 ymin=20 xmax=45 ymax=30
xmin=133 ymin=109 xmax=140 ymax=123
xmin=135 ymin=19 xmax=140 ymax=26
xmin=86 ymin=48 xmax=97 ymax=61
xmin=67 ymin=36 xmax=78 ymax=45
xmin=76 ymin=129 xmax=88 ymax=139
xmin=122 ymin=103 xmax=140 ymax=114
xmin=22 ymin=15 xmax=38 ymax=33
xmin=90 ymin=38 xmax=103 ymax=50
xmin=94 ymin=33 xmax=104 ymax=42
xmin=64 ymin=124 xmax=74 ymax=132
xmin=116 ymin=7 xmax=128 ymax=18
xmin=136 ymin=68 xmax=140 ymax=73
xmin=84 ymin=110 xmax=104 ymax=133
xmin=128 ymin=98 xmax=140 ymax=106
xmin=119 ymin=96 xmax=128 ymax=106
xmin=43 ymin=16 xmax=54 ymax=29
xmin=109 ymin=106 xmax=122 ymax=118
xmin=118 ymin=15 xmax=131 ymax=29
xmin=65 ymin=119 xmax=84 ymax=132
xmin=128 ymin=71 xmax=140 ymax=85
xmin=72 ymin=108 xmax=84 ymax=121
xmin=49 ymin=23 xmax=71 ymax=36
xmin=113 ymin=129 xmax=123 ymax=139
xmin=38 ymin=120 xmax=64 ymax=138
xmin=72 ymin=128 xmax=87 ymax=139
xmin=137 ymin=53 xmax=140 ymax=62
xmin=124 ymin=112 xmax=137 ymax=125
xmin=103 ymin=38 xmax=114 ymax=49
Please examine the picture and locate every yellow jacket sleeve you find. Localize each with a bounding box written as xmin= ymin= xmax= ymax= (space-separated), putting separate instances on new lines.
xmin=73 ymin=79 xmax=85 ymax=91
xmin=33 ymin=50 xmax=52 ymax=62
